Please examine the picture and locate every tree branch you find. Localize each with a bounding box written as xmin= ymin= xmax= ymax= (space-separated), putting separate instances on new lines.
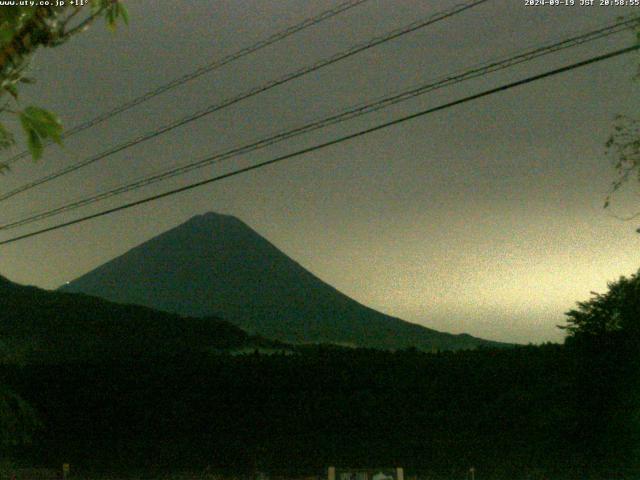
xmin=63 ymin=6 xmax=107 ymax=39
xmin=0 ymin=7 xmax=55 ymax=74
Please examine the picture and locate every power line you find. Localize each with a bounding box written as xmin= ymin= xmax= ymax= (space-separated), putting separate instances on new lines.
xmin=0 ymin=15 xmax=636 ymax=231
xmin=1 ymin=43 xmax=637 ymax=247
xmin=0 ymin=0 xmax=372 ymax=168
xmin=0 ymin=0 xmax=490 ymax=202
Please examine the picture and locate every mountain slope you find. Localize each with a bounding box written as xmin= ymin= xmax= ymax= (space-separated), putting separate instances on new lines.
xmin=61 ymin=212 xmax=506 ymax=350
xmin=0 ymin=273 xmax=270 ymax=362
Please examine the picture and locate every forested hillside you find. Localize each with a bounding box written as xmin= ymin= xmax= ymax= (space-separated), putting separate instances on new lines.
xmin=0 ymin=274 xmax=272 ymax=362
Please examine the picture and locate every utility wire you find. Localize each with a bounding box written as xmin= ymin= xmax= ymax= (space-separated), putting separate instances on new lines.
xmin=0 ymin=15 xmax=637 ymax=231
xmin=1 ymin=0 xmax=372 ymax=167
xmin=1 ymin=43 xmax=637 ymax=246
xmin=0 ymin=0 xmax=490 ymax=202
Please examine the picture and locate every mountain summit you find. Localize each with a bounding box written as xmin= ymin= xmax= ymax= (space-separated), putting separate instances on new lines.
xmin=61 ymin=212 xmax=503 ymax=350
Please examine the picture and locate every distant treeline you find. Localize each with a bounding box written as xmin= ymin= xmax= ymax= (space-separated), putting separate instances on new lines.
xmin=3 ymin=338 xmax=637 ymax=479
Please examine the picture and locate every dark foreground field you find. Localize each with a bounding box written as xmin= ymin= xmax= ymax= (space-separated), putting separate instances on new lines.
xmin=3 ymin=336 xmax=638 ymax=480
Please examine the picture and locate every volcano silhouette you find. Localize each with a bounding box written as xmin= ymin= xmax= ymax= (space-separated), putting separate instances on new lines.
xmin=61 ymin=212 xmax=504 ymax=350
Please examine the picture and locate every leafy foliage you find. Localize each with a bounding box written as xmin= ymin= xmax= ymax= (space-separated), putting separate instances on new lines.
xmin=562 ymin=269 xmax=640 ymax=338
xmin=604 ymin=115 xmax=640 ymax=210
xmin=0 ymin=1 xmax=128 ymax=166
xmin=604 ymin=22 xmax=640 ymax=213
xmin=0 ymin=123 xmax=13 ymax=147
xmin=18 ymin=106 xmax=62 ymax=159
xmin=561 ymin=270 xmax=640 ymax=475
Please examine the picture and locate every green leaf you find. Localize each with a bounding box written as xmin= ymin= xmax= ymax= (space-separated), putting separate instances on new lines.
xmin=23 ymin=106 xmax=59 ymax=125
xmin=106 ymin=7 xmax=117 ymax=30
xmin=117 ymin=3 xmax=129 ymax=25
xmin=89 ymin=0 xmax=103 ymax=15
xmin=21 ymin=106 xmax=63 ymax=145
xmin=0 ymin=123 xmax=15 ymax=150
xmin=0 ymin=28 xmax=14 ymax=46
xmin=24 ymin=126 xmax=43 ymax=160
xmin=19 ymin=107 xmax=63 ymax=160
xmin=0 ymin=7 xmax=26 ymax=28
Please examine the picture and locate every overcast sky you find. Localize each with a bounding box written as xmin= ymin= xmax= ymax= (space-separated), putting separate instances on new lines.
xmin=1 ymin=0 xmax=639 ymax=343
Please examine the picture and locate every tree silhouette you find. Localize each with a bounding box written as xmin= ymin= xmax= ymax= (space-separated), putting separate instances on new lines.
xmin=562 ymin=269 xmax=640 ymax=339
xmin=561 ymin=269 xmax=640 ymax=475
